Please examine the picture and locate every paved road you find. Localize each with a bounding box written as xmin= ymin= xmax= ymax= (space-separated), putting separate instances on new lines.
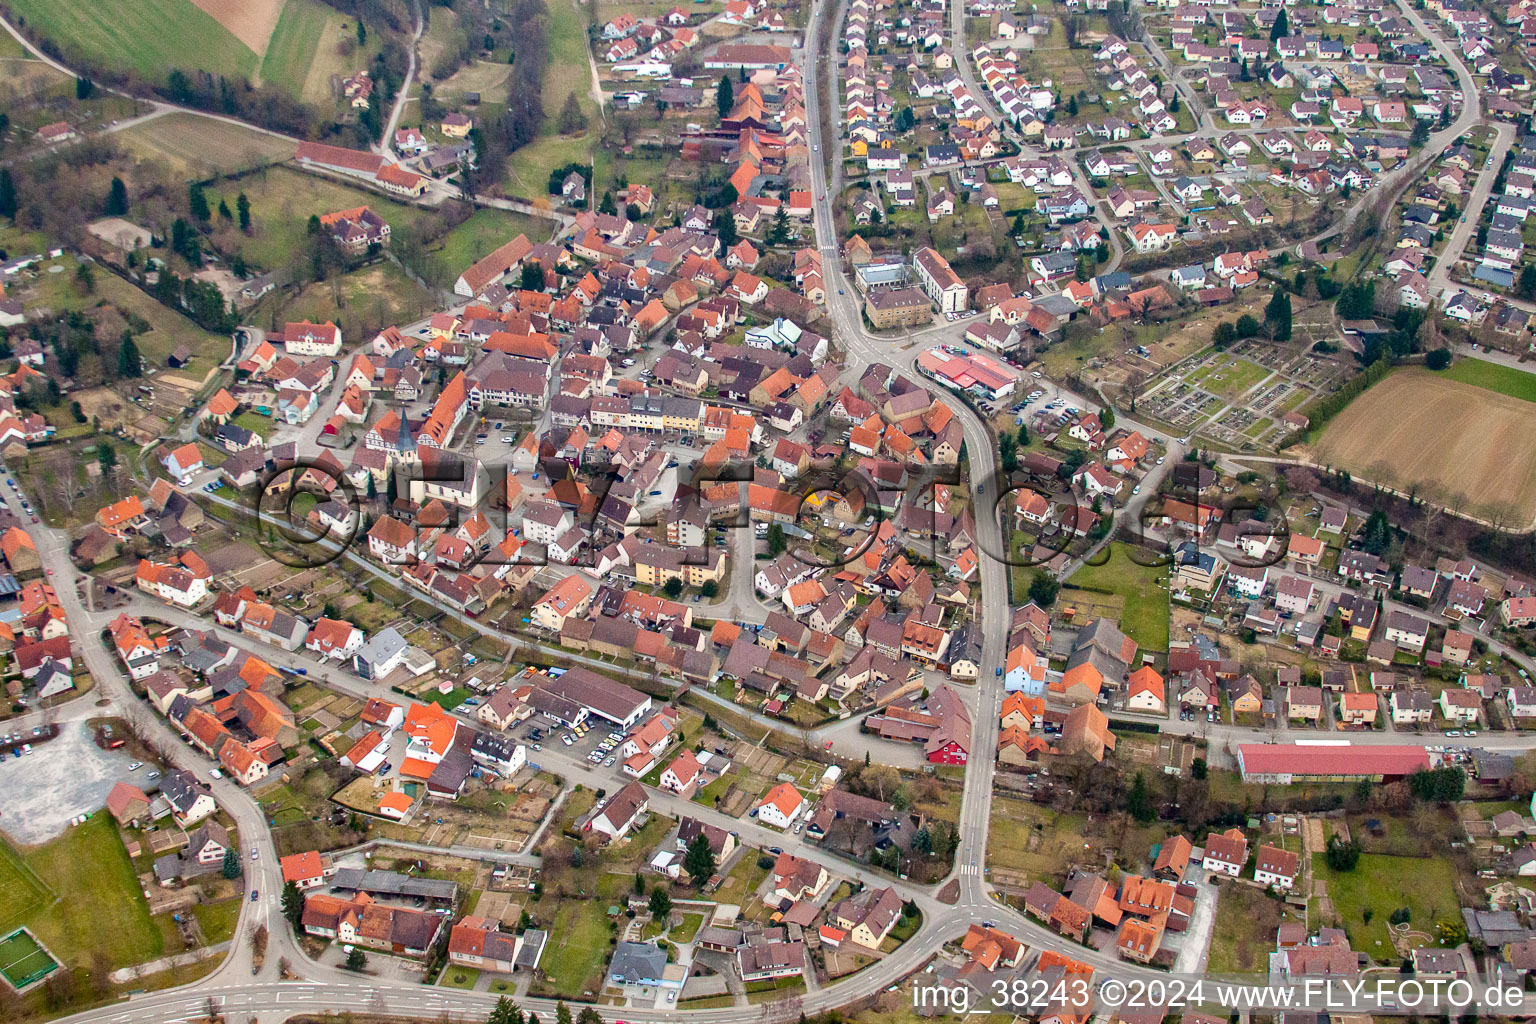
xmin=0 ymin=13 xmax=306 ymax=150
xmin=1428 ymin=123 xmax=1515 ymax=297
xmin=379 ymin=0 xmax=425 ymax=163
xmin=0 ymin=492 xmax=368 ymax=1007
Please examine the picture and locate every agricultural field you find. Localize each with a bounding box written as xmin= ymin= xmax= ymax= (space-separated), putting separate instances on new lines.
xmin=260 ymin=0 xmax=338 ymax=100
xmin=1311 ymin=367 xmax=1536 ymax=527
xmin=291 ymin=2 xmax=380 ymax=105
xmin=116 ymin=112 xmax=294 ymax=179
xmin=7 ymin=0 xmax=259 ymax=83
xmin=192 ymin=0 xmax=286 ymax=55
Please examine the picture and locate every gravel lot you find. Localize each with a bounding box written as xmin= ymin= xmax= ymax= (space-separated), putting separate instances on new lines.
xmin=0 ymin=721 xmax=139 ymax=844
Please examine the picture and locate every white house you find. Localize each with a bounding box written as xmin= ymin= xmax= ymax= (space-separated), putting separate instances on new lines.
xmin=659 ymin=750 xmax=703 ymax=794
xmin=1437 ymin=688 xmax=1482 ymax=724
xmin=522 ymin=502 xmax=575 ymax=546
xmin=1252 ymin=845 xmax=1299 ymax=891
xmin=1510 ymin=686 xmax=1536 ymax=717
xmin=280 ymin=321 xmax=344 ymax=357
xmin=1201 ymin=829 xmax=1247 ymax=876
xmin=305 ymin=618 xmax=365 ymax=661
xmin=1390 ymin=690 xmax=1433 ymax=725
xmin=755 ymin=782 xmax=804 ymax=829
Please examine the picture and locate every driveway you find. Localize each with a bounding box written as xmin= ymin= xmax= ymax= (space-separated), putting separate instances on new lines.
xmin=0 ymin=720 xmax=140 ymax=843
xmin=1171 ymin=876 xmax=1220 ymax=974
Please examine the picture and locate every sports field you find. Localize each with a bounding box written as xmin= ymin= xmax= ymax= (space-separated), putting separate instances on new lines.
xmin=0 ymin=928 xmax=59 ymax=989
xmin=7 ymin=0 xmax=259 ymax=82
xmin=1437 ymin=355 xmax=1536 ymax=403
xmin=1313 ymin=367 xmax=1536 ymax=526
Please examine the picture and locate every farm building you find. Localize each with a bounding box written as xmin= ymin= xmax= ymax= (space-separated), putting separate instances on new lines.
xmin=1236 ymin=744 xmax=1430 ymax=783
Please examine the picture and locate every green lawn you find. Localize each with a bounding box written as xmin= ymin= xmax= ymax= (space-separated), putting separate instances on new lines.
xmin=8 ymin=0 xmax=257 ymax=83
xmin=0 ymin=841 xmax=51 ymax=933
xmin=440 ymin=966 xmax=482 ymax=989
xmin=694 ymin=773 xmax=733 ymax=807
xmin=1063 ymin=542 xmax=1170 ymax=653
xmin=266 ymin=261 xmax=436 ymax=343
xmin=29 ymin=255 xmax=227 ymax=378
xmin=3 ymin=815 xmax=164 ymax=970
xmin=115 ymin=111 xmax=295 ymax=179
xmin=533 ymin=897 xmax=612 ymax=998
xmin=234 ymin=411 xmax=273 ymax=438
xmin=1437 ymin=356 xmax=1536 ymax=404
xmin=504 ymin=0 xmax=600 ymax=200
xmin=207 ymin=166 xmax=428 ymax=275
xmin=713 ymin=855 xmax=769 ymax=906
xmin=1189 ymin=355 xmax=1270 ymax=401
xmin=1311 ymin=853 xmax=1460 ymax=956
xmin=986 ymin=797 xmax=1091 ymax=886
xmin=670 ymin=912 xmax=704 ymax=943
xmin=1040 ymin=332 xmax=1124 ymax=378
xmin=191 ymin=899 xmax=242 ymax=945
xmin=432 ymin=209 xmax=544 ymax=278
xmin=421 ymin=686 xmax=473 ymax=710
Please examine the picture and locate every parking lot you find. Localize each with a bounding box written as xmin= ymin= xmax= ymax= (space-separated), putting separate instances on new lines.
xmin=0 ymin=721 xmax=141 ymax=843
xmin=516 ymin=714 xmax=629 ymax=770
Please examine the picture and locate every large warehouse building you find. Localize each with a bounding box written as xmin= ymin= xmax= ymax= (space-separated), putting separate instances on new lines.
xmin=1236 ymin=743 xmax=1430 ymax=783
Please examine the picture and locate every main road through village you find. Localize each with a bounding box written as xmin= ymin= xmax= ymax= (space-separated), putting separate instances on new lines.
xmin=9 ymin=1 xmax=1528 ymax=1022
